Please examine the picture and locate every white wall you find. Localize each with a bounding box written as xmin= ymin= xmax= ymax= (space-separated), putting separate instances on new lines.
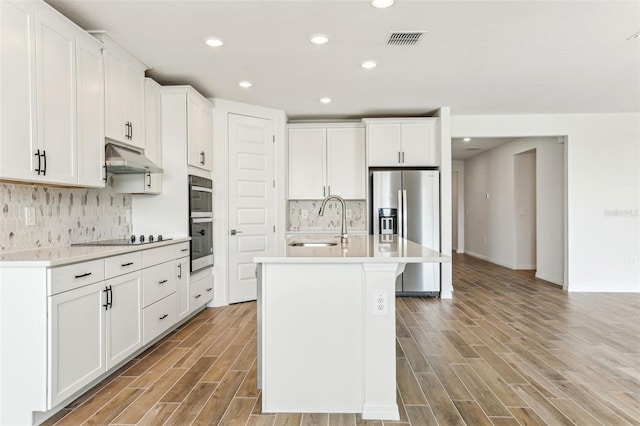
xmin=514 ymin=150 xmax=536 ymax=270
xmin=453 ymin=113 xmax=640 ymax=292
xmin=451 ymin=160 xmax=465 ymax=253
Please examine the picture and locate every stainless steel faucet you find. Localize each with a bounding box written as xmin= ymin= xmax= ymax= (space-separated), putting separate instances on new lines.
xmin=318 ymin=195 xmax=348 ymax=244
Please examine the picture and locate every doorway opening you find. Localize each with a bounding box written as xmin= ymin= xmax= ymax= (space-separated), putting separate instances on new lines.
xmin=514 ymin=149 xmax=537 ymax=271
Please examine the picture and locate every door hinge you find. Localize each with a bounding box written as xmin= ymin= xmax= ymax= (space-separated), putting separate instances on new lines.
xmin=272 ymin=135 xmax=275 ymax=143
xmin=272 ymin=180 xmax=275 ymax=188
xmin=273 ymin=225 xmax=276 ymax=232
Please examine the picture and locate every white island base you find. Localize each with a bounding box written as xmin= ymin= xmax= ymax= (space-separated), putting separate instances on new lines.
xmin=255 ymin=235 xmax=448 ymax=420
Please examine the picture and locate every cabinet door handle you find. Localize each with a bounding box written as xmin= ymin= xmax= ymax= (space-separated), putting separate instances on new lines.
xmin=158 ymin=279 xmax=168 ymax=284
xmin=42 ymin=150 xmax=46 ymax=176
xmin=125 ymin=122 xmax=129 ymax=139
xmin=121 ymin=262 xmax=134 ymax=267
xmin=200 ymin=151 xmax=205 ymax=165
xmin=194 ymin=294 xmax=201 ymax=299
xmin=103 ymin=163 xmax=107 ymax=182
xmin=103 ymin=287 xmax=109 ymax=309
xmin=130 ymin=122 xmax=133 ymax=140
xmin=146 ymin=172 xmax=152 ymax=189
xmin=206 ymin=288 xmax=212 ymax=292
xmin=181 ymin=248 xmax=189 ymax=252
xmin=327 ymin=185 xmax=331 ymax=196
xmin=398 ymin=151 xmax=401 ymax=164
xmin=108 ymin=286 xmax=113 ymax=308
xmin=401 ymin=151 xmax=405 ymax=163
xmin=159 ymin=314 xmax=168 ymax=320
xmin=74 ymin=272 xmax=92 ymax=279
xmin=34 ymin=149 xmax=41 ymax=175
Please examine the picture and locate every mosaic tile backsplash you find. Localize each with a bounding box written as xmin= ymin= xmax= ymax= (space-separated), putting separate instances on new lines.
xmin=0 ymin=181 xmax=131 ymax=252
xmin=288 ymin=200 xmax=367 ymax=232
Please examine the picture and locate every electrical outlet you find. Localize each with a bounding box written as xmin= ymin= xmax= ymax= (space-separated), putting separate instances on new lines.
xmin=373 ymin=291 xmax=387 ymax=316
xmin=301 ymin=209 xmax=308 ymax=219
xmin=25 ymin=207 xmax=35 ymax=227
xmin=346 ymin=209 xmax=352 ymax=218
xmin=483 ymin=237 xmax=487 ymax=245
xmin=631 ymin=256 xmax=638 ymax=266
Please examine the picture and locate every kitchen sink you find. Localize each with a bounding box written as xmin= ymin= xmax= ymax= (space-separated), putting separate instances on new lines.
xmin=289 ymin=241 xmax=338 ymax=247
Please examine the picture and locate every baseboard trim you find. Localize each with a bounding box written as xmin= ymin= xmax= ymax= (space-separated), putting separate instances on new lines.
xmin=465 ymin=251 xmax=513 ymax=269
xmin=535 ymin=272 xmax=563 ymax=286
xmin=514 ymin=264 xmax=536 ymax=270
xmin=362 ymin=404 xmax=400 ymax=421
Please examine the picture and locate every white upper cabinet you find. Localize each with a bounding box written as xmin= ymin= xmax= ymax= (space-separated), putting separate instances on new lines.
xmin=0 ymin=0 xmax=38 ymax=182
xmin=76 ymin=33 xmax=105 ymax=187
xmin=187 ymin=89 xmax=213 ymax=171
xmin=113 ymin=78 xmax=163 ymax=194
xmin=365 ymin=118 xmax=438 ymax=167
xmin=288 ymin=124 xmax=365 ymax=200
xmin=0 ymin=0 xmax=105 ymax=187
xmin=92 ymin=32 xmax=146 ymax=150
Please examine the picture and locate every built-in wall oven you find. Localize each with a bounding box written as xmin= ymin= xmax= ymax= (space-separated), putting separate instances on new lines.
xmin=189 ymin=175 xmax=214 ymax=272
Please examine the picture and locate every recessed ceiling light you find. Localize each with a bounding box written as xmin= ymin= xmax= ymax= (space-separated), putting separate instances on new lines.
xmin=371 ymin=0 xmax=394 ymax=8
xmin=628 ymin=31 xmax=640 ymax=40
xmin=463 ymin=137 xmax=471 ymax=142
xmin=361 ymin=61 xmax=377 ymax=69
xmin=204 ymin=38 xmax=223 ymax=47
xmin=238 ymin=81 xmax=252 ymax=88
xmin=320 ymin=97 xmax=332 ymax=104
xmin=310 ymin=34 xmax=329 ymax=45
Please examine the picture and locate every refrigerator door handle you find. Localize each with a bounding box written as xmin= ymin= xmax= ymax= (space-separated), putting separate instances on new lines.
xmin=397 ymin=190 xmax=403 ymax=238
xmin=402 ymin=189 xmax=408 ymax=239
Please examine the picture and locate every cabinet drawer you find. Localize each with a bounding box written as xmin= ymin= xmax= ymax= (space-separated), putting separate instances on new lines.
xmin=142 ymin=245 xmax=175 ymax=268
xmin=142 ymin=261 xmax=177 ymax=307
xmin=175 ymin=242 xmax=190 ymax=259
xmin=142 ymin=293 xmax=177 ymax=345
xmin=48 ymin=259 xmax=105 ymax=295
xmin=105 ymin=252 xmax=142 ymax=279
xmin=190 ymin=274 xmax=214 ymax=311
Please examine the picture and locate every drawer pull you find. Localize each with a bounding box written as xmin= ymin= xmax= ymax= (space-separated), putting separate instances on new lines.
xmin=158 ymin=279 xmax=168 ymax=284
xmin=206 ymin=288 xmax=213 ymax=292
xmin=121 ymin=262 xmax=134 ymax=267
xmin=159 ymin=314 xmax=168 ymax=320
xmin=181 ymin=248 xmax=189 ymax=252
xmin=194 ymin=294 xmax=201 ymax=299
xmin=75 ymin=272 xmax=92 ymax=279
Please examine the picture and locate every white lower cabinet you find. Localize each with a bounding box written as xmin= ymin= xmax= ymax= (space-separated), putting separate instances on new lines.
xmin=48 ymin=281 xmax=106 ymax=408
xmin=104 ymin=271 xmax=143 ymax=368
xmin=176 ymin=256 xmax=190 ymax=319
xmin=48 ymin=270 xmax=142 ymax=409
xmin=0 ymin=240 xmax=202 ymax=424
xmin=190 ymin=274 xmax=214 ymax=312
xmin=143 ymin=293 xmax=177 ymax=344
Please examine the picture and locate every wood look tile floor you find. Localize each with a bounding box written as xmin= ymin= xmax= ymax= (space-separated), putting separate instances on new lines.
xmin=45 ymin=254 xmax=640 ymax=426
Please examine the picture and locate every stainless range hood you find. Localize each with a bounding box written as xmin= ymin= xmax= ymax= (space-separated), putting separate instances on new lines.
xmin=105 ymin=143 xmax=163 ymax=174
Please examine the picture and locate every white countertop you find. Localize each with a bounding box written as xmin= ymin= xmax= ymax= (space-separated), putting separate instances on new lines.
xmin=255 ymin=234 xmax=449 ymax=264
xmin=0 ymin=237 xmax=191 ymax=268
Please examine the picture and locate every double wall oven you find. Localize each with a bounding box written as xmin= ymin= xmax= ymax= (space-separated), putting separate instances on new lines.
xmin=189 ymin=175 xmax=214 ymax=272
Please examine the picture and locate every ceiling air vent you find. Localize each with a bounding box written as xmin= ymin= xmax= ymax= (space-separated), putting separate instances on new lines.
xmin=387 ymin=32 xmax=425 ymax=46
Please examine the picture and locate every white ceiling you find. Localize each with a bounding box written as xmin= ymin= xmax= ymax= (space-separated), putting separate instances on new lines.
xmin=451 ymin=137 xmax=514 ymax=160
xmin=46 ymin=0 xmax=640 ymax=120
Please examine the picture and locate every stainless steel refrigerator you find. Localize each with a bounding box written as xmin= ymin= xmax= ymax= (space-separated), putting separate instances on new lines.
xmin=371 ymin=170 xmax=440 ymax=296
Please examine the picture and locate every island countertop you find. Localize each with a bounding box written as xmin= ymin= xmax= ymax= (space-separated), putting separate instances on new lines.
xmin=254 ymin=234 xmax=449 ymax=264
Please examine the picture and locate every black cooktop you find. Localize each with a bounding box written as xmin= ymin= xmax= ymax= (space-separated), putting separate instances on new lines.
xmin=72 ymin=236 xmax=172 ymax=246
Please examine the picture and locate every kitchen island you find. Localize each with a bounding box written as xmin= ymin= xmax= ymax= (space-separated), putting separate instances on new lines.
xmin=254 ymin=234 xmax=449 ymax=420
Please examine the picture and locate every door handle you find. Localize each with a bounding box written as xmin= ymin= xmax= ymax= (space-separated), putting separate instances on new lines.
xmin=230 ymin=229 xmax=243 ymax=236
xmin=199 ymin=229 xmax=206 ymax=236
xmin=34 ymin=149 xmax=41 ymax=175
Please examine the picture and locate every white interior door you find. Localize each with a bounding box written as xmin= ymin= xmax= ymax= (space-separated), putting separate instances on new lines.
xmin=228 ymin=113 xmax=275 ymax=303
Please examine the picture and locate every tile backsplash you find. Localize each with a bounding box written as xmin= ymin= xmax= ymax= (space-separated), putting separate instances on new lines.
xmin=0 ymin=180 xmax=131 ymax=252
xmin=288 ymin=200 xmax=367 ymax=232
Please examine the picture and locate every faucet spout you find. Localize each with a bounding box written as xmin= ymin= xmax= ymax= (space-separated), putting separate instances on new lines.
xmin=318 ymin=195 xmax=348 ymax=244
